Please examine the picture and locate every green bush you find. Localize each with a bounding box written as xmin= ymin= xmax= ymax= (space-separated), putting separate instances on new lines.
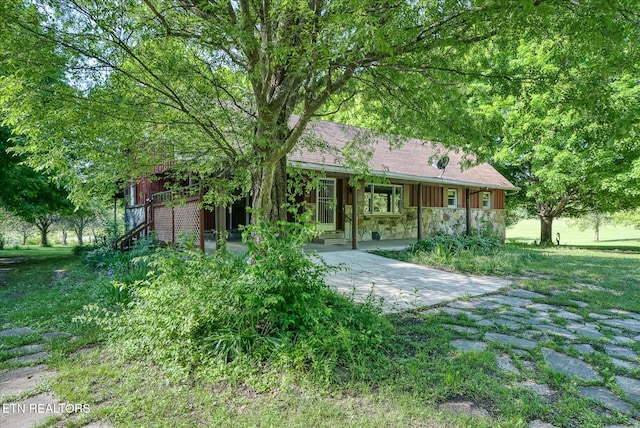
xmin=102 ymin=219 xmax=391 ymax=382
xmin=397 ymin=233 xmax=539 ymax=275
xmin=83 ymin=239 xmax=156 ymax=306
xmin=410 ymin=232 xmax=501 ymax=255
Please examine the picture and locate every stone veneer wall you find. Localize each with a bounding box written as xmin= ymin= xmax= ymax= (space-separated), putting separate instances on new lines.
xmin=343 ymin=205 xmax=506 ymax=242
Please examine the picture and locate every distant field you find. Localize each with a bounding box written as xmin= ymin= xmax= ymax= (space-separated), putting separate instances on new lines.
xmin=506 ymin=218 xmax=640 ymax=248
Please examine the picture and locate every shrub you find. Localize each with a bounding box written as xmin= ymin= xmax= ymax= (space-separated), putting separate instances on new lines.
xmin=102 ymin=218 xmax=391 ymax=382
xmin=83 ymin=238 xmax=156 ymax=306
xmin=410 ymin=232 xmax=501 ymax=255
xmin=398 ymin=233 xmax=539 ymax=275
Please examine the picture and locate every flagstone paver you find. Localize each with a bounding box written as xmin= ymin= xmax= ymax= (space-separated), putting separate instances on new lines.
xmin=484 ymin=332 xmax=537 ymax=350
xmin=7 ymin=343 xmax=46 ymax=355
xmin=588 ymin=313 xmax=611 ymax=320
xmin=0 ymin=365 xmax=53 ymax=399
xmin=528 ymin=304 xmax=556 ymax=312
xmin=419 ymin=288 xmax=640 ymax=425
xmin=485 ymin=295 xmax=532 ymax=307
xmin=476 ymin=319 xmax=495 ymax=327
xmin=571 ymin=344 xmax=596 ymax=355
xmin=492 ymin=318 xmax=522 ymax=329
xmin=610 ymin=358 xmax=640 ymax=372
xmin=43 ymin=331 xmax=72 ymax=340
xmin=554 ymin=310 xmax=584 ymax=321
xmin=601 ymin=318 xmax=640 ymax=333
xmin=505 ymin=289 xmax=546 ymax=299
xmin=568 ymin=323 xmax=604 ymax=339
xmin=448 ymin=299 xmax=502 ymax=311
xmin=7 ymin=351 xmax=51 ymax=364
xmin=578 ymin=386 xmax=636 ymax=416
xmin=616 ymin=376 xmax=640 ymax=403
xmin=542 ymin=348 xmax=602 ymax=382
xmin=506 ymin=308 xmax=534 ymax=317
xmin=535 ymin=325 xmax=577 ymax=340
xmin=499 ymin=315 xmax=532 ymax=325
xmin=604 ymin=345 xmax=638 ymax=361
xmin=0 ymin=327 xmax=36 ymax=337
xmin=452 ymin=339 xmax=487 ymax=352
xmin=612 ymin=335 xmax=635 ymax=345
xmin=517 ymin=381 xmax=556 ymax=399
xmin=444 ymin=325 xmax=479 ymax=335
xmin=496 ymin=354 xmax=519 ymax=374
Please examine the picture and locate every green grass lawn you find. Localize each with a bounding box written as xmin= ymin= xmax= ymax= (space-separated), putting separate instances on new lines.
xmin=0 ymin=246 xmax=100 ymax=371
xmin=2 ymin=244 xmax=640 ymax=427
xmin=507 ymin=218 xmax=640 ymax=248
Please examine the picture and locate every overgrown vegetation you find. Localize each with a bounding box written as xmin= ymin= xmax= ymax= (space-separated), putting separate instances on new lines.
xmin=4 ymin=238 xmax=640 ymax=426
xmin=372 ymin=233 xmax=541 ymax=276
xmin=79 ymin=221 xmax=390 ymax=383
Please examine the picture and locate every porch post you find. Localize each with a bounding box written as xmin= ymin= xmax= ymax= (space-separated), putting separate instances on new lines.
xmin=216 ymin=203 xmax=226 ymax=252
xmin=351 ymin=184 xmax=358 ymax=250
xmin=465 ymin=188 xmax=471 ymax=236
xmin=417 ymin=183 xmax=423 ymax=242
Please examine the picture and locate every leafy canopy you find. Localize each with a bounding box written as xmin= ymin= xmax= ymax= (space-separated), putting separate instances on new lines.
xmin=1 ymin=0 xmax=639 ymax=224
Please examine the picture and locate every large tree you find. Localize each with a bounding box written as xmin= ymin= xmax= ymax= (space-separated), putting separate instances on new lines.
xmin=466 ymin=37 xmax=640 ymax=244
xmin=0 ymin=126 xmax=74 ymax=246
xmin=1 ymin=0 xmax=639 ymax=240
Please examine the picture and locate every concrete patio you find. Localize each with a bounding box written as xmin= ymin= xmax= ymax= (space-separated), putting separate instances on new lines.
xmin=317 ymin=245 xmax=511 ymax=312
xmin=208 ymin=238 xmax=511 ymax=312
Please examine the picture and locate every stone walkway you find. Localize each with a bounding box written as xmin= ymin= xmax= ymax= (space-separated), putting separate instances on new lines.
xmin=0 ymin=327 xmax=106 ymax=428
xmin=427 ymin=289 xmax=640 ymax=427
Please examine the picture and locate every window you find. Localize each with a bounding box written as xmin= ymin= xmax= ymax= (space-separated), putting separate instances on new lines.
xmin=364 ymin=184 xmax=403 ymax=214
xmin=482 ymin=192 xmax=491 ymax=209
xmin=447 ymin=189 xmax=457 ymax=208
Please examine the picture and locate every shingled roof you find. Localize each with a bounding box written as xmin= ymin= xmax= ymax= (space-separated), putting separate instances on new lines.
xmin=289 ymin=120 xmax=516 ymax=190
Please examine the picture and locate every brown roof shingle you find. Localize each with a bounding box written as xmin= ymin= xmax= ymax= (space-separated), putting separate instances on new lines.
xmin=289 ymin=120 xmax=517 ymax=190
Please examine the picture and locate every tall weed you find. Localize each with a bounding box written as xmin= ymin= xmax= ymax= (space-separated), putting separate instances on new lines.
xmin=100 ymin=218 xmax=390 ymax=383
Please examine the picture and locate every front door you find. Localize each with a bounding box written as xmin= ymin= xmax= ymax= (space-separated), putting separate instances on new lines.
xmin=316 ymin=178 xmax=336 ymax=231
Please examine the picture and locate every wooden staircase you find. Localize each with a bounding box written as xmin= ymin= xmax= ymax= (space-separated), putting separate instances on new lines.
xmin=312 ymin=230 xmax=347 ymax=245
xmin=112 ymin=220 xmax=154 ymax=252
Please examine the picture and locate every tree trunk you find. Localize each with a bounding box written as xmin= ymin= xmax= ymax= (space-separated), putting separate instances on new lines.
xmin=594 ymin=222 xmax=600 ymax=242
xmin=76 ymin=225 xmax=84 ymax=246
xmin=540 ymin=215 xmax=553 ymax=245
xmin=62 ymin=226 xmax=67 ymax=245
xmin=250 ymin=156 xmax=288 ymax=233
xmin=39 ymin=227 xmax=48 ymax=246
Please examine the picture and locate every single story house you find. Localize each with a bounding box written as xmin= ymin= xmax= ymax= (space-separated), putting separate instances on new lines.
xmin=119 ymin=120 xmax=517 ymax=251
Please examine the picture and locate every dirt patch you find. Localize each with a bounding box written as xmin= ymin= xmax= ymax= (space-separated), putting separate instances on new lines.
xmin=438 ymin=400 xmax=490 ymax=418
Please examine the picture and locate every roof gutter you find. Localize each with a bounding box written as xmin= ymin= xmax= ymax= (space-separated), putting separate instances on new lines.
xmin=288 ymin=161 xmax=519 ymax=191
